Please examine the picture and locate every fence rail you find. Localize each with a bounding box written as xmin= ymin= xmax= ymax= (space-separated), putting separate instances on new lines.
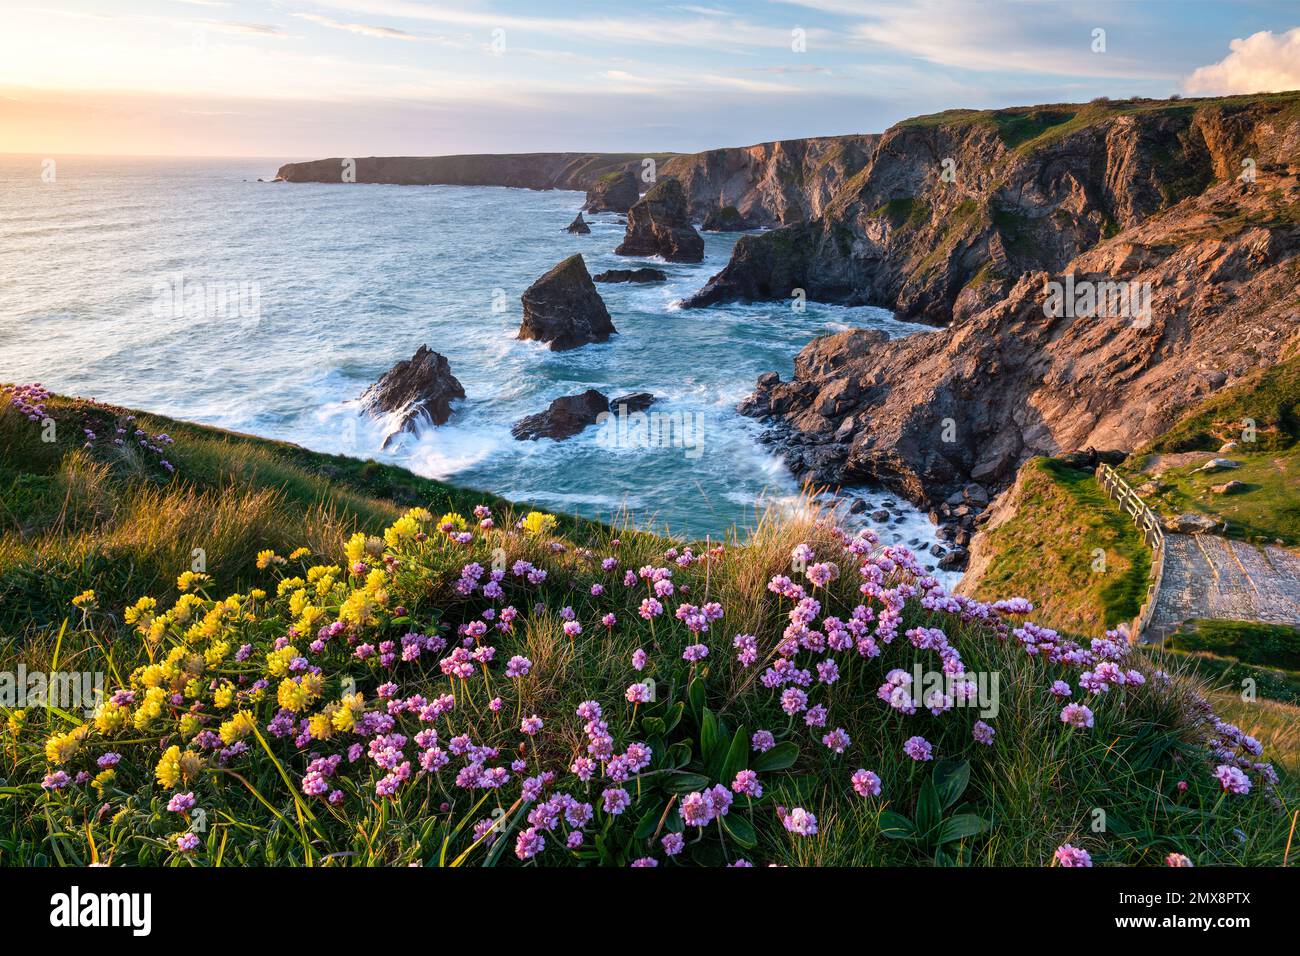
xmin=1096 ymin=463 xmax=1166 ymax=643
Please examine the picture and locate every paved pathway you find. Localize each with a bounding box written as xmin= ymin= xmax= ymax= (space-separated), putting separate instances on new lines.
xmin=1146 ymin=533 xmax=1300 ymax=641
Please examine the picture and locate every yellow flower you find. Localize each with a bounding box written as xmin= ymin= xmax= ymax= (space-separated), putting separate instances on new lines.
xmin=176 ymin=571 xmax=210 ymax=592
xmin=157 ymin=746 xmax=205 ymax=788
xmin=92 ymin=768 xmax=115 ymax=796
xmin=71 ymin=589 xmax=97 ymax=610
xmin=213 ymin=682 xmax=235 ymax=709
xmin=521 ymin=511 xmax=557 ymax=536
xmin=289 ymin=547 xmax=311 ymax=561
xmin=383 ymin=515 xmax=419 ymax=548
xmin=256 ymin=549 xmax=284 ymax=570
xmin=344 ymin=532 xmax=368 ymax=564
xmin=438 ymin=512 xmax=467 ymax=532
xmin=5 ymin=710 xmax=26 ymax=738
xmin=123 ymin=596 xmax=157 ymax=629
xmin=219 ymin=710 xmax=256 ymax=745
xmin=265 ymin=645 xmax=300 ymax=678
xmin=331 ymin=692 xmax=365 ymax=732
xmin=93 ymin=701 xmax=130 ymax=735
xmin=44 ymin=725 xmax=90 ymax=765
xmin=277 ymin=673 xmax=323 ymax=712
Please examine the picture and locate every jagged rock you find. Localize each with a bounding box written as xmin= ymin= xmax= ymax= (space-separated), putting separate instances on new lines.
xmin=938 ymin=548 xmax=969 ymax=571
xmin=848 ymin=498 xmax=867 ymax=514
xmin=584 ymin=170 xmax=640 ymax=214
xmin=615 ymin=178 xmax=704 ymax=263
xmin=609 ymin=393 xmax=655 ymax=414
xmin=512 ymin=390 xmax=610 ymax=441
xmin=566 ymin=212 xmax=591 ymax=234
xmin=1200 ymin=458 xmax=1242 ymax=472
xmin=701 ymin=206 xmax=753 ymax=231
xmin=929 ymin=544 xmax=946 ymax=557
xmin=1167 ymin=513 xmax=1219 ymax=534
xmin=871 ymin=509 xmax=890 ymax=522
xmin=1211 ymin=480 xmax=1246 ymax=495
xmin=359 ymin=346 xmax=465 ymax=448
xmin=518 ymin=255 xmax=616 ymax=351
xmin=592 ymin=268 xmax=667 ymax=283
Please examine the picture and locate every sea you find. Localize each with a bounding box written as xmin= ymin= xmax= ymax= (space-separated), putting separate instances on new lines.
xmin=0 ymin=155 xmax=956 ymax=580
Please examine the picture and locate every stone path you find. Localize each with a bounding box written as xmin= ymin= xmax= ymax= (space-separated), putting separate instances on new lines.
xmin=1145 ymin=533 xmax=1300 ymax=641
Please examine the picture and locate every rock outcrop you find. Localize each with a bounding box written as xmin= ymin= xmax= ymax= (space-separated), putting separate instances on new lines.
xmin=512 ymin=390 xmax=610 ymax=441
xmin=566 ymin=212 xmax=591 ymax=234
xmin=615 ymin=178 xmax=704 ymax=263
xmin=662 ymin=135 xmax=879 ymax=226
xmin=359 ymin=346 xmax=465 ymax=448
xmin=592 ymin=268 xmax=667 ymax=283
xmin=583 ymin=170 xmax=641 ymax=213
xmin=701 ymin=206 xmax=753 ymax=231
xmin=738 ymin=131 xmax=1300 ymax=508
xmin=685 ymin=95 xmax=1300 ymax=324
xmin=518 ymin=255 xmax=617 ymax=351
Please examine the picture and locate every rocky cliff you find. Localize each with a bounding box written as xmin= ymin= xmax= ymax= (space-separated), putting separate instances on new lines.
xmin=275 ymin=135 xmax=879 ymax=228
xmin=737 ymin=94 xmax=1300 ymax=509
xmin=659 ymin=135 xmax=879 ymax=227
xmin=274 ymin=153 xmax=674 ymax=191
xmin=685 ymin=94 xmax=1300 ymax=323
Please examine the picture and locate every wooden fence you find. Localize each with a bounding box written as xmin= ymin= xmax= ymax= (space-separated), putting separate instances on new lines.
xmin=1096 ymin=463 xmax=1166 ymax=642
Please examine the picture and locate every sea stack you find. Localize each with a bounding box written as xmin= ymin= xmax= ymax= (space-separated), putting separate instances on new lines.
xmin=517 ymin=255 xmax=617 ymax=351
xmin=359 ymin=345 xmax=465 ymax=448
xmin=615 ymin=178 xmax=704 ymax=263
xmin=583 ymin=169 xmax=640 ymax=214
xmin=566 ymin=212 xmax=591 ymax=234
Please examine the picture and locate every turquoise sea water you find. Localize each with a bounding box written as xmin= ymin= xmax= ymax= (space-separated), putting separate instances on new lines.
xmin=0 ymin=155 xmax=950 ymax=569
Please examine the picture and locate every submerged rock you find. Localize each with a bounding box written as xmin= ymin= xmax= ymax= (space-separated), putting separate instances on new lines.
xmin=592 ymin=268 xmax=667 ymax=283
xmin=518 ymin=255 xmax=617 ymax=351
xmin=566 ymin=212 xmax=591 ymax=234
xmin=512 ymin=390 xmax=610 ymax=441
xmin=615 ymin=178 xmax=704 ymax=263
xmin=359 ymin=345 xmax=465 ymax=448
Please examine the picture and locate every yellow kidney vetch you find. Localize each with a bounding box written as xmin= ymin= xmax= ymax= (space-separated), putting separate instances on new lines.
xmin=277 ymin=672 xmax=324 ymax=712
xmin=44 ymin=725 xmax=90 ymax=765
xmin=155 ymin=745 xmax=204 ymax=788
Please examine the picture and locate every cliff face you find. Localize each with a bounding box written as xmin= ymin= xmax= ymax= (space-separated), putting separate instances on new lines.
xmin=685 ymin=95 xmax=1300 ymax=324
xmin=740 ymin=150 xmax=1300 ymax=506
xmin=660 ymin=135 xmax=879 ymax=227
xmin=274 ymin=153 xmax=673 ymax=191
xmin=274 ymin=135 xmax=880 ymax=228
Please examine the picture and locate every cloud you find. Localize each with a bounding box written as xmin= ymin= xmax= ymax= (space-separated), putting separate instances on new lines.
xmin=293 ymin=12 xmax=420 ymax=40
xmin=1184 ymin=28 xmax=1300 ymax=95
xmin=204 ymin=21 xmax=286 ymax=37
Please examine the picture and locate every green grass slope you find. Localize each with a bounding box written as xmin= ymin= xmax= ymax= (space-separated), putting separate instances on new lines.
xmin=0 ymin=392 xmax=1294 ymax=867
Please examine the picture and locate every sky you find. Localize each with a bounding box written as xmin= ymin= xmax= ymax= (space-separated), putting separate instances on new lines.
xmin=1 ymin=0 xmax=1298 ymax=157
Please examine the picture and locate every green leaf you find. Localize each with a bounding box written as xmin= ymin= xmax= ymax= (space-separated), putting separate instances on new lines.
xmin=915 ymin=779 xmax=941 ymax=839
xmin=666 ymin=741 xmax=692 ymax=770
xmin=721 ymin=813 xmax=757 ymax=849
xmin=662 ymin=702 xmax=685 ymax=735
xmin=935 ymin=813 xmax=989 ymax=844
xmin=634 ymin=807 xmax=661 ymax=841
xmin=932 ymin=759 xmax=970 ymax=811
xmin=688 ymin=679 xmax=705 ymax=721
xmin=642 ymin=717 xmax=666 ymax=737
xmin=700 ymin=708 xmax=721 ymax=762
xmin=750 ymin=741 xmax=798 ymax=772
xmin=878 ymin=810 xmax=917 ymax=840
xmin=717 ymin=727 xmax=749 ymax=784
xmin=662 ymin=773 xmax=711 ymax=794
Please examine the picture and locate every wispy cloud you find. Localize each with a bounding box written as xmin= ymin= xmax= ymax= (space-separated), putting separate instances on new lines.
xmin=293 ymin=12 xmax=419 ymax=41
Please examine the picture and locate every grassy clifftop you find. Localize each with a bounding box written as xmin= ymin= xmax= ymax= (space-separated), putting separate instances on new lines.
xmin=0 ymin=391 xmax=1293 ymax=867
